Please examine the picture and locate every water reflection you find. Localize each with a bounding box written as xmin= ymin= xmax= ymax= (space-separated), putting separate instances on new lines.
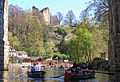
xmin=0 ymin=65 xmax=117 ymax=82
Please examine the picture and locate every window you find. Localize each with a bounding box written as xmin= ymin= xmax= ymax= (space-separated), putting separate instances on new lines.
xmin=18 ymin=54 xmax=22 ymax=56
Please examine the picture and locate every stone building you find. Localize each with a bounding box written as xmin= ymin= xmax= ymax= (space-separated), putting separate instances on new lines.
xmin=32 ymin=6 xmax=50 ymax=25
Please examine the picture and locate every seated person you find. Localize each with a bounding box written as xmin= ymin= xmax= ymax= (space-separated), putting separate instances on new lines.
xmin=81 ymin=63 xmax=89 ymax=74
xmin=66 ymin=62 xmax=78 ymax=73
xmin=77 ymin=67 xmax=82 ymax=74
xmin=31 ymin=67 xmax=35 ymax=72
xmin=33 ymin=62 xmax=46 ymax=71
xmin=27 ymin=65 xmax=31 ymax=72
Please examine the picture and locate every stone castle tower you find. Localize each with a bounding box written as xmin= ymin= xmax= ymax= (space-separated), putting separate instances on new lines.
xmin=32 ymin=6 xmax=50 ymax=25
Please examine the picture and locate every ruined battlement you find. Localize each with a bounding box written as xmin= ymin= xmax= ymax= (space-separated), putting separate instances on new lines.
xmin=32 ymin=6 xmax=50 ymax=25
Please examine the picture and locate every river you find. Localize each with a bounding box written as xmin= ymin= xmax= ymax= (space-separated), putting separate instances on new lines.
xmin=0 ymin=65 xmax=116 ymax=82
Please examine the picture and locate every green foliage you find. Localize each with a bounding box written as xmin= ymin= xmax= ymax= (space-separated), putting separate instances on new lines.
xmin=90 ymin=57 xmax=109 ymax=70
xmin=8 ymin=5 xmax=109 ymax=62
xmin=67 ymin=28 xmax=93 ymax=62
xmin=55 ymin=26 xmax=71 ymax=38
xmin=93 ymin=57 xmax=102 ymax=61
xmin=52 ymin=53 xmax=67 ymax=60
xmin=57 ymin=40 xmax=68 ymax=54
xmin=8 ymin=32 xmax=20 ymax=49
xmin=45 ymin=41 xmax=55 ymax=56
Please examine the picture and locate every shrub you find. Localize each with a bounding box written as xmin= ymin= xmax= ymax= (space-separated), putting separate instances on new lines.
xmin=90 ymin=57 xmax=109 ymax=70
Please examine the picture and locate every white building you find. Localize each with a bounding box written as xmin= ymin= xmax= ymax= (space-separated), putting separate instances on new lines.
xmin=9 ymin=46 xmax=17 ymax=57
xmin=16 ymin=51 xmax=28 ymax=58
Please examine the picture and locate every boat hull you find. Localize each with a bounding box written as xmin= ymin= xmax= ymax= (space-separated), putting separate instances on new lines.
xmin=27 ymin=71 xmax=45 ymax=78
xmin=64 ymin=72 xmax=95 ymax=80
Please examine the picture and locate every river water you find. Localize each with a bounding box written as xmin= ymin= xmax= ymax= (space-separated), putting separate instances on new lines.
xmin=0 ymin=65 xmax=116 ymax=82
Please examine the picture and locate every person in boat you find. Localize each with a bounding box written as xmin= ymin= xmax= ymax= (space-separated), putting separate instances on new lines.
xmin=33 ymin=62 xmax=45 ymax=71
xmin=66 ymin=62 xmax=78 ymax=73
xmin=31 ymin=67 xmax=35 ymax=72
xmin=27 ymin=65 xmax=31 ymax=72
xmin=37 ymin=62 xmax=45 ymax=71
xmin=81 ymin=63 xmax=89 ymax=74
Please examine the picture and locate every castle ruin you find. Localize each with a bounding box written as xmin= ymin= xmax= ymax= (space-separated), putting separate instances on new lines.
xmin=32 ymin=6 xmax=50 ymax=25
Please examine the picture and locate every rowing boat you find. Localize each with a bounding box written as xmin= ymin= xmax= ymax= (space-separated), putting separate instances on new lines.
xmin=27 ymin=71 xmax=45 ymax=78
xmin=64 ymin=72 xmax=95 ymax=80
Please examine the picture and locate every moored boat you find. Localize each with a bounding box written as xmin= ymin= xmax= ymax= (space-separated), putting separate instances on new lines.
xmin=64 ymin=72 xmax=95 ymax=80
xmin=27 ymin=71 xmax=45 ymax=78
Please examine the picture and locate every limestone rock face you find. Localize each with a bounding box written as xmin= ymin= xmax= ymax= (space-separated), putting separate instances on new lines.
xmin=0 ymin=0 xmax=9 ymax=71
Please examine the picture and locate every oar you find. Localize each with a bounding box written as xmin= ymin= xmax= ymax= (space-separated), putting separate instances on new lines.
xmin=14 ymin=71 xmax=26 ymax=78
xmin=51 ymin=74 xmax=64 ymax=78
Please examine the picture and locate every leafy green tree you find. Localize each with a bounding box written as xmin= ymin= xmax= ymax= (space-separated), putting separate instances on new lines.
xmin=55 ymin=26 xmax=71 ymax=38
xmin=57 ymin=39 xmax=68 ymax=54
xmin=26 ymin=19 xmax=45 ymax=56
xmin=67 ymin=28 xmax=93 ymax=62
xmin=44 ymin=41 xmax=55 ymax=56
xmin=8 ymin=32 xmax=20 ymax=49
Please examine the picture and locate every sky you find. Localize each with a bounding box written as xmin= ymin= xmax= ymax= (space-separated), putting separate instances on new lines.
xmin=8 ymin=0 xmax=90 ymax=20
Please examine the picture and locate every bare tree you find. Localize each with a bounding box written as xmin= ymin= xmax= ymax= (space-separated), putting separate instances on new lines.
xmin=79 ymin=9 xmax=89 ymax=22
xmin=62 ymin=19 xmax=70 ymax=26
xmin=56 ymin=12 xmax=63 ymax=25
xmin=86 ymin=0 xmax=109 ymax=23
xmin=66 ymin=10 xmax=76 ymax=26
xmin=50 ymin=13 xmax=59 ymax=25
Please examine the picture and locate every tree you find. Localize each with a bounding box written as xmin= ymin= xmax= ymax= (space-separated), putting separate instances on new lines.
xmin=67 ymin=28 xmax=93 ymax=62
xmin=26 ymin=19 xmax=45 ymax=56
xmin=44 ymin=41 xmax=55 ymax=56
xmin=86 ymin=0 xmax=109 ymax=23
xmin=66 ymin=10 xmax=76 ymax=26
xmin=8 ymin=32 xmax=20 ymax=49
xmin=79 ymin=9 xmax=89 ymax=22
xmin=56 ymin=12 xmax=63 ymax=25
xmin=50 ymin=14 xmax=59 ymax=25
xmin=57 ymin=39 xmax=67 ymax=54
xmin=62 ymin=19 xmax=70 ymax=26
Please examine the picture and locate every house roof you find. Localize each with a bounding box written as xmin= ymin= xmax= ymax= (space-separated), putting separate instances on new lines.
xmin=16 ymin=51 xmax=27 ymax=55
xmin=29 ymin=57 xmax=42 ymax=61
xmin=18 ymin=57 xmax=30 ymax=60
xmin=29 ymin=57 xmax=39 ymax=60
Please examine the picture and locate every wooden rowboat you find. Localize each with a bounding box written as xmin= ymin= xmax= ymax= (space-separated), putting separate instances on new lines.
xmin=64 ymin=72 xmax=95 ymax=80
xmin=27 ymin=71 xmax=45 ymax=78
